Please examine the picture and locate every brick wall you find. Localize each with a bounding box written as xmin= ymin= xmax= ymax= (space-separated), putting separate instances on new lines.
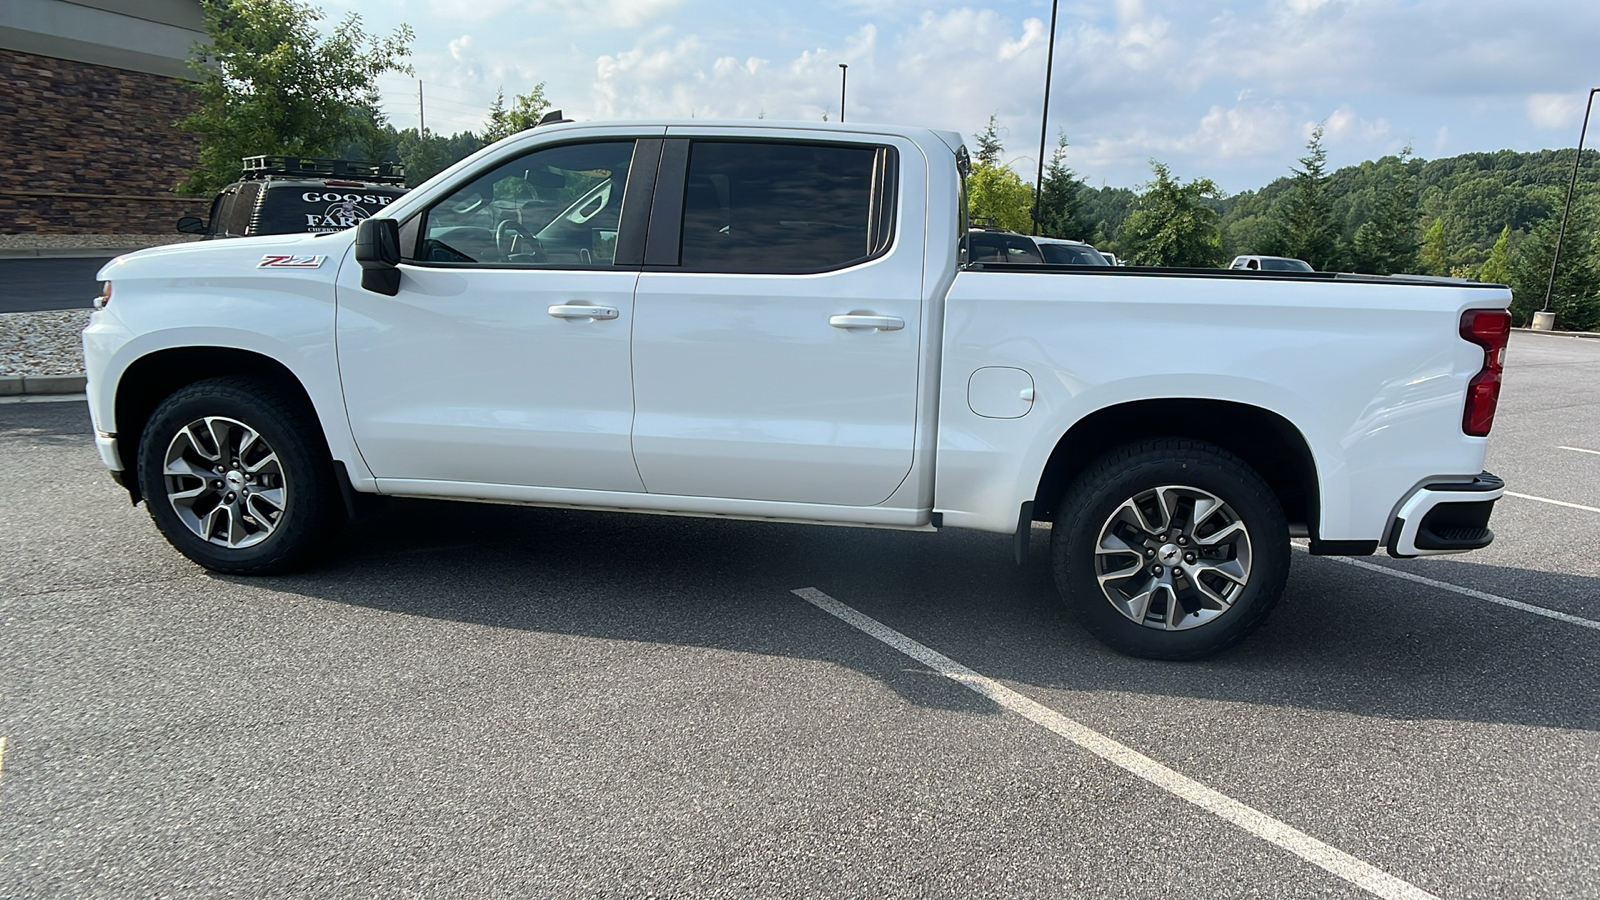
xmin=0 ymin=48 xmax=208 ymax=234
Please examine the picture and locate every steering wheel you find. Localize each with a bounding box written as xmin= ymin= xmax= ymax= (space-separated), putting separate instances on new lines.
xmin=494 ymin=220 xmax=542 ymax=261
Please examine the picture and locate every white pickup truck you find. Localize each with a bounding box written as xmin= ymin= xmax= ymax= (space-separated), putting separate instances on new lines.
xmin=84 ymin=120 xmax=1512 ymax=660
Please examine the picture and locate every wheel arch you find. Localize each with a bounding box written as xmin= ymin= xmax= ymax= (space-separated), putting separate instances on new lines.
xmin=113 ymin=347 xmax=325 ymax=504
xmin=1030 ymin=398 xmax=1320 ymax=538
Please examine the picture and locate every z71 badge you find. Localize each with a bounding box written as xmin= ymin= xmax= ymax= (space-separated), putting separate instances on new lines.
xmin=258 ymin=254 xmax=327 ymax=268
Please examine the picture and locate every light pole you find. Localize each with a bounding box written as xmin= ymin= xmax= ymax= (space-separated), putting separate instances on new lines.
xmin=1031 ymin=0 xmax=1060 ymax=236
xmin=838 ymin=64 xmax=848 ymax=123
xmin=1540 ymin=87 xmax=1600 ymax=331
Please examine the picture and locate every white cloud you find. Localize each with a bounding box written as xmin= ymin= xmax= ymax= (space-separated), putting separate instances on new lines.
xmin=363 ymin=0 xmax=1600 ymax=191
xmin=1526 ymin=93 xmax=1586 ymax=130
xmin=533 ymin=0 xmax=686 ymax=29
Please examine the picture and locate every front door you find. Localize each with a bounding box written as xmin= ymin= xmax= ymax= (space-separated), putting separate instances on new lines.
xmin=337 ymin=136 xmax=657 ymax=492
xmin=630 ymin=134 xmax=925 ymax=507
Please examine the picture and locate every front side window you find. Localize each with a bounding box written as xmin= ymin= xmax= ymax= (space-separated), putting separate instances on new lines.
xmin=678 ymin=141 xmax=892 ymax=272
xmin=418 ymin=141 xmax=635 ymax=267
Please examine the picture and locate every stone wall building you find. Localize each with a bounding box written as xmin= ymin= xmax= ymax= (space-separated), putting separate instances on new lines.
xmin=1 ymin=0 xmax=209 ymax=235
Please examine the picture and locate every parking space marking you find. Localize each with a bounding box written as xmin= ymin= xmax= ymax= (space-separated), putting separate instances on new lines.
xmin=1558 ymin=445 xmax=1600 ymax=456
xmin=1305 ymin=553 xmax=1600 ymax=632
xmin=791 ymin=587 xmax=1440 ymax=900
xmin=1504 ymin=491 xmax=1600 ymax=514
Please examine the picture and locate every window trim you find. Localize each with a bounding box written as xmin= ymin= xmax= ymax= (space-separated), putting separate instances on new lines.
xmin=400 ymin=137 xmax=659 ymax=271
xmin=641 ymin=137 xmax=900 ymax=276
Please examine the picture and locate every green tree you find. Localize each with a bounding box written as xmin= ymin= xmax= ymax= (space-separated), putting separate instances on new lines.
xmin=974 ymin=115 xmax=1003 ymax=166
xmin=1419 ymin=218 xmax=1449 ymax=275
xmin=1036 ymin=132 xmax=1088 ymax=239
xmin=1477 ymin=226 xmax=1511 ymax=285
xmin=1118 ymin=160 xmax=1226 ymax=267
xmin=395 ymin=127 xmax=481 ymax=184
xmin=177 ymin=0 xmax=414 ymax=194
xmin=1278 ymin=125 xmax=1341 ymax=270
xmin=1349 ymin=148 xmax=1420 ymax=275
xmin=968 ymin=162 xmax=1034 ymax=233
xmin=482 ymin=84 xmax=551 ymax=144
xmin=1507 ymin=202 xmax=1600 ymax=330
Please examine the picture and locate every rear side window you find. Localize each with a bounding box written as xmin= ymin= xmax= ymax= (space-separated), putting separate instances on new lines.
xmin=223 ymin=183 xmax=261 ymax=236
xmin=252 ymin=186 xmax=405 ymax=235
xmin=966 ymin=231 xmax=1042 ymax=264
xmin=678 ymin=141 xmax=895 ymax=273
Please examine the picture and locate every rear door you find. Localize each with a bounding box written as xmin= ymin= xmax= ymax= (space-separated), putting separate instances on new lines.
xmin=629 ymin=130 xmax=926 ymax=506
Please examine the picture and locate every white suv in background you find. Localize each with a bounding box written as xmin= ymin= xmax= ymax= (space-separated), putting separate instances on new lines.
xmin=1230 ymin=255 xmax=1314 ymax=272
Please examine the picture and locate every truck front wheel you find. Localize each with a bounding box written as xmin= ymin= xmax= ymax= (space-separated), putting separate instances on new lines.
xmin=136 ymin=377 xmax=345 ymax=574
xmin=1051 ymin=439 xmax=1289 ymax=660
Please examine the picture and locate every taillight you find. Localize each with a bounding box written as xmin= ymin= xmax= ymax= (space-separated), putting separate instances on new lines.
xmin=1459 ymin=308 xmax=1511 ymax=436
xmin=93 ymin=281 xmax=112 ymax=309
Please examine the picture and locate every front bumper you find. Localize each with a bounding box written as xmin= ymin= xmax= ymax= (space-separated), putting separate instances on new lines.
xmin=1386 ymin=472 xmax=1503 ymax=558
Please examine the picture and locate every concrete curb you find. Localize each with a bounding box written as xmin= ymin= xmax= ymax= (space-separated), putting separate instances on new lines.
xmin=1512 ymin=327 xmax=1600 ymax=340
xmin=0 ymin=248 xmax=142 ymax=260
xmin=0 ymin=373 xmax=88 ymax=395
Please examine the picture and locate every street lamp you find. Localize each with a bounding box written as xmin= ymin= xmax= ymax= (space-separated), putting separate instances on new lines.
xmin=1540 ymin=87 xmax=1600 ymax=331
xmin=839 ymin=64 xmax=848 ymax=123
xmin=1030 ymin=0 xmax=1060 ymax=236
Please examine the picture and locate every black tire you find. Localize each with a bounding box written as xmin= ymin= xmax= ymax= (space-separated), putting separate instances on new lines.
xmin=136 ymin=377 xmax=345 ymax=574
xmin=1050 ymin=438 xmax=1289 ymax=661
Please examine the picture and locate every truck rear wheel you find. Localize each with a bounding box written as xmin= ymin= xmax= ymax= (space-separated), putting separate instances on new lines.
xmin=1051 ymin=439 xmax=1289 ymax=660
xmin=136 ymin=377 xmax=345 ymax=574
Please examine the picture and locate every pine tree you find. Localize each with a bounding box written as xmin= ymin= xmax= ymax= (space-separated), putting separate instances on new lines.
xmin=1477 ymin=226 xmax=1511 ymax=285
xmin=1036 ymin=132 xmax=1087 ymax=239
xmin=1278 ymin=125 xmax=1340 ymax=270
xmin=1350 ymin=148 xmax=1420 ymax=275
xmin=483 ymin=84 xmax=550 ymax=144
xmin=1419 ymin=219 xmax=1449 ymax=275
xmin=975 ymin=115 xmax=1003 ymax=167
xmin=1507 ymin=202 xmax=1600 ymax=330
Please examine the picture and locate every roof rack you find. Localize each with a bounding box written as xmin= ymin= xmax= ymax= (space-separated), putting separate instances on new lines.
xmin=239 ymin=155 xmax=408 ymax=185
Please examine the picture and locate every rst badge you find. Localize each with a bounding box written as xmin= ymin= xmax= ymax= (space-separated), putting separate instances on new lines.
xmin=258 ymin=254 xmax=327 ymax=268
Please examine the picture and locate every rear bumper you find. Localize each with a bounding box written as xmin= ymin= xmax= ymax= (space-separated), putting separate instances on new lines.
xmin=1386 ymin=472 xmax=1503 ymax=558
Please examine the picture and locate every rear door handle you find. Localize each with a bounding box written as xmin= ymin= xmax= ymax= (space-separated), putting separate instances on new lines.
xmin=829 ymin=314 xmax=904 ymax=332
xmin=548 ymin=304 xmax=619 ymax=320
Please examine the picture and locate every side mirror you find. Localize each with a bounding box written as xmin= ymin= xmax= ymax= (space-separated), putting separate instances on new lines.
xmin=176 ymin=216 xmax=208 ymax=235
xmin=354 ymin=218 xmax=402 ymax=295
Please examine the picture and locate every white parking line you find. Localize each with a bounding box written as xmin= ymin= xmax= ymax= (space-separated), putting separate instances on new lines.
xmin=1504 ymin=491 xmax=1600 ymax=514
xmin=1303 ymin=552 xmax=1600 ymax=632
xmin=1558 ymin=445 xmax=1600 ymax=457
xmin=790 ymin=587 xmax=1440 ymax=900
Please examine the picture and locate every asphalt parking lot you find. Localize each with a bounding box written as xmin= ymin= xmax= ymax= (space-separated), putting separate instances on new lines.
xmin=0 ymin=258 xmax=112 ymax=313
xmin=1 ymin=331 xmax=1595 ymax=898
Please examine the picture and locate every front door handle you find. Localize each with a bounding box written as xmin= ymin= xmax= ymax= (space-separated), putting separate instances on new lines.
xmin=549 ymin=304 xmax=619 ymax=320
xmin=829 ymin=314 xmax=904 ymax=332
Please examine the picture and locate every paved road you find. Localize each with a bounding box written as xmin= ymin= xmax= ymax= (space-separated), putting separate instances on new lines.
xmin=0 ymin=258 xmax=113 ymax=312
xmin=0 ymin=332 xmax=1595 ymax=898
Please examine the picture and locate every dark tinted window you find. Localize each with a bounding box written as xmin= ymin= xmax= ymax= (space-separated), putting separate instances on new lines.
xmin=679 ymin=141 xmax=885 ymax=272
xmin=1038 ymin=242 xmax=1109 ymax=265
xmin=419 ymin=141 xmax=634 ymax=267
xmin=966 ymin=231 xmax=1043 ymax=264
xmin=1261 ymin=257 xmax=1313 ymax=272
xmin=252 ymin=185 xmax=406 ymax=235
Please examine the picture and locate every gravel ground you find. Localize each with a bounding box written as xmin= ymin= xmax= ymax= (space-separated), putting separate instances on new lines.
xmin=0 ymin=234 xmax=197 ymax=250
xmin=0 ymin=310 xmax=92 ymax=376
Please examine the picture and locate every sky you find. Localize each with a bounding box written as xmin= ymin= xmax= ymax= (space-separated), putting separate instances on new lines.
xmin=321 ymin=0 xmax=1600 ymax=193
